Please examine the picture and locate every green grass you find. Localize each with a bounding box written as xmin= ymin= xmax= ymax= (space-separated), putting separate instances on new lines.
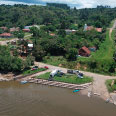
xmin=106 ymin=79 xmax=116 ymax=92
xmin=109 ymin=19 xmax=116 ymax=28
xmin=36 ymin=72 xmax=93 ymax=84
xmin=43 ymin=56 xmax=67 ymax=66
xmin=22 ymin=68 xmax=47 ymax=76
xmin=0 ymin=37 xmax=15 ymax=41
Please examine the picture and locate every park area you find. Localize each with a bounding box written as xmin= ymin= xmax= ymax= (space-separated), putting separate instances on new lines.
xmin=36 ymin=72 xmax=92 ymax=84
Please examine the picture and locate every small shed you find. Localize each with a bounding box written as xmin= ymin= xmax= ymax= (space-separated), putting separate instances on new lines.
xmin=22 ymin=29 xmax=30 ymax=32
xmin=79 ymin=46 xmax=91 ymax=57
xmin=89 ymin=47 xmax=96 ymax=52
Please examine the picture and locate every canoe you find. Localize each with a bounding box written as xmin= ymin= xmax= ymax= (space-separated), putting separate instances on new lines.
xmin=73 ymin=89 xmax=80 ymax=93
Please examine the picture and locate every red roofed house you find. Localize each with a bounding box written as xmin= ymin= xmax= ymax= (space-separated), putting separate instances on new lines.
xmin=22 ymin=29 xmax=30 ymax=32
xmin=0 ymin=33 xmax=12 ymax=38
xmin=79 ymin=46 xmax=91 ymax=57
xmin=95 ymin=28 xmax=102 ymax=32
xmin=0 ymin=27 xmax=8 ymax=31
xmin=49 ymin=33 xmax=56 ymax=36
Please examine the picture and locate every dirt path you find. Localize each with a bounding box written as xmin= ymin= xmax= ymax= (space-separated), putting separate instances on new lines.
xmin=0 ymin=34 xmax=32 ymax=45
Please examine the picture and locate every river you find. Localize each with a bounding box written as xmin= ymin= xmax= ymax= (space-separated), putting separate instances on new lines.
xmin=0 ymin=81 xmax=116 ymax=116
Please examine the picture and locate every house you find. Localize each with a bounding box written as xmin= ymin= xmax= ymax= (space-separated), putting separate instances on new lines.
xmin=0 ymin=27 xmax=7 ymax=31
xmin=24 ymin=25 xmax=40 ymax=30
xmin=28 ymin=44 xmax=33 ymax=51
xmin=95 ymin=28 xmax=103 ymax=32
xmin=86 ymin=26 xmax=94 ymax=31
xmin=22 ymin=29 xmax=30 ymax=32
xmin=65 ymin=29 xmax=76 ymax=34
xmin=10 ymin=27 xmax=20 ymax=32
xmin=79 ymin=46 xmax=91 ymax=57
xmin=49 ymin=33 xmax=56 ymax=36
xmin=84 ymin=24 xmax=102 ymax=32
xmin=24 ymin=26 xmax=32 ymax=29
xmin=0 ymin=33 xmax=12 ymax=38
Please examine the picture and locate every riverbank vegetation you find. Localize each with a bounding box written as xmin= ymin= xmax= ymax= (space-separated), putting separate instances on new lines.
xmin=106 ymin=79 xmax=116 ymax=92
xmin=1 ymin=4 xmax=116 ymax=75
xmin=22 ymin=68 xmax=47 ymax=76
xmin=36 ymin=72 xmax=93 ymax=84
xmin=0 ymin=45 xmax=34 ymax=73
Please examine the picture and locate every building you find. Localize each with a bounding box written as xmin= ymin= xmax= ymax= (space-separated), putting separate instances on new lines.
xmin=24 ymin=25 xmax=40 ymax=30
xmin=86 ymin=26 xmax=94 ymax=31
xmin=0 ymin=33 xmax=12 ymax=38
xmin=65 ymin=29 xmax=76 ymax=34
xmin=10 ymin=27 xmax=20 ymax=32
xmin=28 ymin=44 xmax=33 ymax=51
xmin=24 ymin=26 xmax=32 ymax=29
xmin=89 ymin=47 xmax=96 ymax=52
xmin=84 ymin=24 xmax=87 ymax=31
xmin=95 ymin=28 xmax=103 ymax=32
xmin=22 ymin=29 xmax=30 ymax=32
xmin=0 ymin=27 xmax=8 ymax=31
xmin=49 ymin=33 xmax=56 ymax=36
xmin=84 ymin=24 xmax=102 ymax=32
xmin=79 ymin=46 xmax=91 ymax=57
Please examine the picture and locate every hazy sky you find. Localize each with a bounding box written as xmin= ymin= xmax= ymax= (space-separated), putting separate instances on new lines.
xmin=0 ymin=0 xmax=116 ymax=8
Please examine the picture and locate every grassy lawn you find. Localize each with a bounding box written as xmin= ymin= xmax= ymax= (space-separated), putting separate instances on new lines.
xmin=36 ymin=72 xmax=93 ymax=84
xmin=22 ymin=68 xmax=47 ymax=76
xmin=106 ymin=79 xmax=116 ymax=92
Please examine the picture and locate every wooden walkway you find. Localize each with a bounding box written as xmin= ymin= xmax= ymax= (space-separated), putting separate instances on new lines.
xmin=27 ymin=78 xmax=92 ymax=90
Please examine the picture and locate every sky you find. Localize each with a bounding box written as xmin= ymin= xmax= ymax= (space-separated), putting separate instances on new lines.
xmin=0 ymin=0 xmax=116 ymax=9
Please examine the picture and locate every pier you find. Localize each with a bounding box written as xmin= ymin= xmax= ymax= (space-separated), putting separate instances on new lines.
xmin=27 ymin=78 xmax=92 ymax=90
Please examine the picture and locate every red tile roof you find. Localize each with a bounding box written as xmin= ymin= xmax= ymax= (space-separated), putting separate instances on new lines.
xmin=0 ymin=33 xmax=12 ymax=37
xmin=0 ymin=27 xmax=7 ymax=30
xmin=22 ymin=29 xmax=30 ymax=32
xmin=50 ymin=33 xmax=55 ymax=36
xmin=81 ymin=46 xmax=91 ymax=55
xmin=95 ymin=28 xmax=103 ymax=32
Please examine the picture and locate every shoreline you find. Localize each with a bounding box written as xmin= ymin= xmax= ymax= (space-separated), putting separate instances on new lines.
xmin=0 ymin=70 xmax=116 ymax=105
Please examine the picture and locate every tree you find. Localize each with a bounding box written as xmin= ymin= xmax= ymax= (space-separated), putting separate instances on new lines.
xmin=66 ymin=48 xmax=77 ymax=61
xmin=0 ymin=28 xmax=3 ymax=34
xmin=17 ymin=31 xmax=24 ymax=40
xmin=33 ymin=45 xmax=46 ymax=61
xmin=58 ymin=29 xmax=66 ymax=38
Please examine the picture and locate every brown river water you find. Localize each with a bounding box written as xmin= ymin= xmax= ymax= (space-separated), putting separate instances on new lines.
xmin=0 ymin=81 xmax=116 ymax=116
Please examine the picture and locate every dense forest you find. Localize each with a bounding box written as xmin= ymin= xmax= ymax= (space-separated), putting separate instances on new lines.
xmin=1 ymin=4 xmax=116 ymax=74
xmin=0 ymin=4 xmax=116 ymax=28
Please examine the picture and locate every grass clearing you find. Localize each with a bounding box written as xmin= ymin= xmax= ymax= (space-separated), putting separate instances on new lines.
xmin=22 ymin=68 xmax=47 ymax=76
xmin=106 ymin=79 xmax=116 ymax=92
xmin=36 ymin=72 xmax=93 ymax=84
xmin=43 ymin=56 xmax=67 ymax=66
